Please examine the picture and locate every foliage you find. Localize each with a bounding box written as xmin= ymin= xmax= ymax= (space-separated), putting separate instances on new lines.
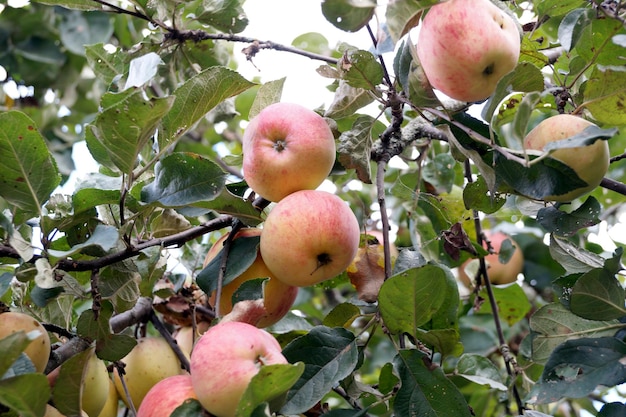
xmin=0 ymin=0 xmax=626 ymax=416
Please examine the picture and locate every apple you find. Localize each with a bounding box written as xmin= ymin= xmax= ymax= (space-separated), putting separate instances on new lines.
xmin=242 ymin=102 xmax=336 ymax=202
xmin=0 ymin=311 xmax=50 ymax=373
xmin=81 ymin=349 xmax=110 ymax=417
xmin=260 ymin=190 xmax=361 ymax=287
xmin=173 ymin=321 xmax=210 ymax=360
xmin=416 ymin=0 xmax=521 ymax=102
xmin=136 ymin=375 xmax=198 ymax=417
xmin=44 ymin=405 xmax=66 ymax=417
xmin=204 ymin=227 xmax=298 ymax=327
xmin=96 ymin=379 xmax=119 ymax=417
xmin=113 ymin=337 xmax=183 ymax=409
xmin=458 ymin=231 xmax=524 ymax=287
xmin=523 ymin=114 xmax=610 ymax=202
xmin=190 ymin=321 xmax=288 ymax=417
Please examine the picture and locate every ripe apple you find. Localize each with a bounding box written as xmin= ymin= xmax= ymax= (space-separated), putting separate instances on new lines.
xmin=190 ymin=321 xmax=288 ymax=417
xmin=523 ymin=114 xmax=610 ymax=202
xmin=260 ymin=190 xmax=361 ymax=287
xmin=458 ymin=231 xmax=524 ymax=287
xmin=96 ymin=379 xmax=119 ymax=417
xmin=113 ymin=337 xmax=183 ymax=409
xmin=416 ymin=0 xmax=521 ymax=102
xmin=0 ymin=311 xmax=50 ymax=372
xmin=173 ymin=322 xmax=210 ymax=360
xmin=136 ymin=375 xmax=198 ymax=417
xmin=82 ymin=349 xmax=110 ymax=417
xmin=204 ymin=227 xmax=298 ymax=327
xmin=242 ymin=102 xmax=336 ymax=202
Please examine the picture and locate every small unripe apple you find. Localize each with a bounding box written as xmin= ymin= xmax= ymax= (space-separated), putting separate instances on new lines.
xmin=0 ymin=311 xmax=50 ymax=373
xmin=242 ymin=102 xmax=336 ymax=202
xmin=260 ymin=190 xmax=361 ymax=287
xmin=204 ymin=227 xmax=298 ymax=327
xmin=136 ymin=375 xmax=198 ymax=417
xmin=96 ymin=379 xmax=119 ymax=417
xmin=523 ymin=114 xmax=610 ymax=202
xmin=458 ymin=231 xmax=524 ymax=287
xmin=190 ymin=321 xmax=288 ymax=417
xmin=416 ymin=0 xmax=521 ymax=102
xmin=113 ymin=337 xmax=183 ymax=409
xmin=82 ymin=349 xmax=110 ymax=417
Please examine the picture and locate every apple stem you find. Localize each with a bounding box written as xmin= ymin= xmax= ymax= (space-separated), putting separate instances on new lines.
xmin=273 ymin=140 xmax=287 ymax=152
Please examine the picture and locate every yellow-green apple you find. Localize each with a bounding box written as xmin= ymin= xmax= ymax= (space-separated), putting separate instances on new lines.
xmin=81 ymin=349 xmax=110 ymax=417
xmin=523 ymin=114 xmax=610 ymax=202
xmin=458 ymin=231 xmax=524 ymax=287
xmin=136 ymin=375 xmax=198 ymax=417
xmin=0 ymin=311 xmax=50 ymax=372
xmin=204 ymin=227 xmax=298 ymax=327
xmin=190 ymin=321 xmax=287 ymax=417
xmin=416 ymin=0 xmax=521 ymax=102
xmin=173 ymin=322 xmax=210 ymax=360
xmin=260 ymin=190 xmax=361 ymax=287
xmin=96 ymin=379 xmax=119 ymax=417
xmin=113 ymin=337 xmax=182 ymax=409
xmin=242 ymin=102 xmax=336 ymax=202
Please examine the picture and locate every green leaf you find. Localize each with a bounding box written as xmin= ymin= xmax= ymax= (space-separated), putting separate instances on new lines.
xmin=58 ymin=10 xmax=114 ymax=56
xmin=536 ymin=0 xmax=586 ymax=17
xmin=338 ymin=49 xmax=384 ymax=90
xmin=536 ymin=196 xmax=601 ymax=237
xmin=196 ymin=235 xmax=260 ymax=294
xmin=463 ymin=175 xmax=506 ymax=215
xmin=324 ymin=81 xmax=376 ymax=119
xmin=160 ymin=66 xmax=256 ymax=143
xmin=171 ymin=399 xmax=206 ymax=417
xmin=0 ymin=111 xmax=60 ymax=215
xmin=88 ymin=89 xmax=175 ymax=173
xmin=528 ymin=303 xmax=622 ymax=364
xmin=96 ymin=333 xmax=137 ymax=362
xmin=99 ymin=266 xmax=141 ymax=313
xmin=0 ymin=332 xmax=32 ymax=378
xmin=476 ymin=284 xmax=532 ymax=326
xmin=549 ymin=234 xmax=605 ymax=275
xmin=529 ymin=337 xmax=626 ymax=404
xmin=32 ymin=0 xmax=105 ymax=10
xmin=323 ymin=303 xmax=361 ymax=328
xmin=141 ymin=152 xmax=227 ymax=207
xmin=558 ymin=8 xmax=593 ymax=51
xmin=583 ymin=66 xmax=626 ymax=125
xmin=422 ymin=154 xmax=456 ymax=193
xmin=195 ymin=0 xmax=248 ymax=33
xmin=231 ymin=278 xmax=266 ymax=305
xmin=576 ymin=19 xmax=626 ymax=67
xmin=385 ymin=0 xmax=437 ymax=43
xmin=85 ymin=43 xmax=129 ymax=86
xmin=248 ymin=79 xmax=285 ymax=120
xmin=570 ymin=269 xmax=626 ymax=320
xmin=0 ymin=373 xmax=50 ymax=417
xmin=337 ymin=115 xmax=375 ymax=184
xmin=52 ymin=348 xmax=92 ymax=417
xmin=393 ymin=350 xmax=472 ymax=417
xmin=236 ymin=363 xmax=305 ymax=417
xmin=191 ymin=188 xmax=263 ymax=226
xmin=378 ymin=362 xmax=399 ymax=395
xmin=47 ymin=224 xmax=119 ymax=258
xmin=455 ymin=354 xmax=507 ymax=391
xmin=321 ymin=0 xmax=376 ymax=32
xmin=379 ymin=264 xmax=459 ymax=335
xmin=599 ymin=402 xmax=626 ymax=417
xmin=394 ymin=40 xmax=441 ymax=108
xmin=280 ymin=326 xmax=358 ymax=415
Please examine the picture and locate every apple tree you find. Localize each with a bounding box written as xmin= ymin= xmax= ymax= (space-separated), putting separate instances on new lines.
xmin=0 ymin=0 xmax=625 ymax=416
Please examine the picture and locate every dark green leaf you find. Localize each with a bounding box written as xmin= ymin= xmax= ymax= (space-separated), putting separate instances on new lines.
xmin=47 ymin=224 xmax=119 ymax=258
xmin=280 ymin=326 xmax=358 ymax=415
xmin=160 ymin=66 xmax=256 ymax=143
xmin=0 ymin=111 xmax=60 ymax=215
xmin=542 ymin=126 xmax=617 ymax=152
xmin=570 ymin=269 xmax=626 ymax=320
xmin=53 ymin=348 xmax=92 ymax=417
xmin=378 ymin=362 xmax=399 ymax=395
xmin=537 ymin=197 xmax=601 ymax=237
xmin=393 ymin=350 xmax=472 ymax=417
xmin=236 ymin=363 xmax=305 ymax=417
xmin=191 ymin=188 xmax=263 ymax=226
xmin=393 ymin=40 xmax=441 ymax=108
xmin=96 ymin=334 xmax=137 ymax=362
xmin=463 ymin=176 xmax=506 ymax=214
xmin=423 ymin=154 xmax=456 ymax=192
xmin=598 ymin=402 xmax=626 ymax=417
xmin=0 ymin=332 xmax=32 ymax=378
xmin=196 ymin=235 xmax=260 ymax=294
xmin=321 ymin=0 xmax=376 ymax=32
xmin=141 ymin=152 xmax=227 ymax=207
xmin=0 ymin=373 xmax=49 ymax=417
xmin=170 ymin=399 xmax=205 ymax=417
xmin=231 ymin=278 xmax=267 ymax=305
xmin=385 ymin=0 xmax=438 ymax=43
xmin=529 ymin=337 xmax=626 ymax=404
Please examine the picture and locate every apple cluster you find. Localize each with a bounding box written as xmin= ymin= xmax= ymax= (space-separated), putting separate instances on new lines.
xmin=203 ymin=102 xmax=361 ymax=326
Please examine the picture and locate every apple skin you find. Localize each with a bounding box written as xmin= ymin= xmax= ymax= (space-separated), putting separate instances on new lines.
xmin=458 ymin=231 xmax=524 ymax=287
xmin=0 ymin=311 xmax=50 ymax=373
xmin=113 ymin=337 xmax=183 ymax=409
xmin=204 ymin=227 xmax=299 ymax=327
xmin=136 ymin=375 xmax=198 ymax=417
xmin=96 ymin=379 xmax=119 ymax=417
xmin=523 ymin=114 xmax=610 ymax=202
xmin=173 ymin=322 xmax=210 ymax=360
xmin=242 ymin=102 xmax=336 ymax=202
xmin=190 ymin=321 xmax=288 ymax=417
xmin=260 ymin=190 xmax=361 ymax=287
xmin=416 ymin=0 xmax=521 ymax=102
xmin=82 ymin=349 xmax=110 ymax=417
